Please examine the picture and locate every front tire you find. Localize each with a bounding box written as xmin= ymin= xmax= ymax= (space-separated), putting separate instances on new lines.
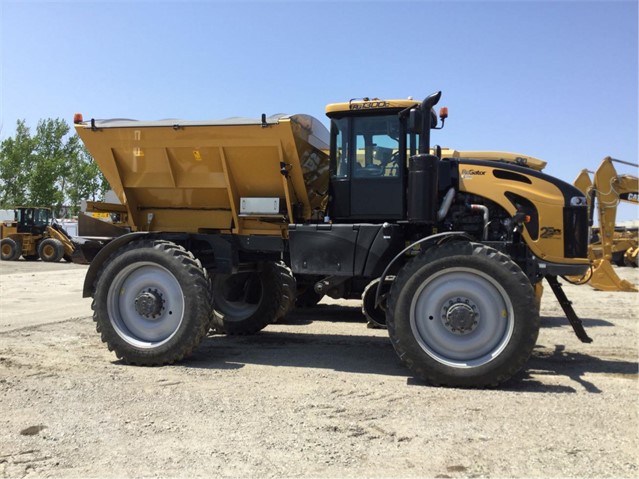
xmin=92 ymin=240 xmax=212 ymax=365
xmin=38 ymin=238 xmax=64 ymax=262
xmin=387 ymin=241 xmax=539 ymax=388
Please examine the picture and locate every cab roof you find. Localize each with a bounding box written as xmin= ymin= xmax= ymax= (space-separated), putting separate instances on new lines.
xmin=325 ymin=98 xmax=419 ymax=116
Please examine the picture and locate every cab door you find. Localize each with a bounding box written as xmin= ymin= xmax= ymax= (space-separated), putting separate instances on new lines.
xmin=349 ymin=115 xmax=405 ymax=220
xmin=329 ymin=113 xmax=410 ymax=222
xmin=329 ymin=117 xmax=351 ymax=219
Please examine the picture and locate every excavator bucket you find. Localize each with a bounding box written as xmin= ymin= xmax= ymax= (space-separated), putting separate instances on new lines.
xmin=569 ymin=157 xmax=639 ymax=292
xmin=589 ymin=258 xmax=638 ymax=292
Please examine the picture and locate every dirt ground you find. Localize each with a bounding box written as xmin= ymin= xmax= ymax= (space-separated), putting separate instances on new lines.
xmin=0 ymin=259 xmax=637 ymax=478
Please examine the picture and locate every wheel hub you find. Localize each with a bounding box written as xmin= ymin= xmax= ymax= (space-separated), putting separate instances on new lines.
xmin=134 ymin=289 xmax=165 ymax=319
xmin=441 ymin=298 xmax=479 ymax=335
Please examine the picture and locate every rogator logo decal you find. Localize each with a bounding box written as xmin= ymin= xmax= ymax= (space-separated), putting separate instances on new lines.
xmin=540 ymin=226 xmax=562 ymax=239
xmin=461 ymin=169 xmax=486 ymax=176
xmin=461 ymin=169 xmax=487 ymax=179
xmin=350 ymin=101 xmax=390 ymax=110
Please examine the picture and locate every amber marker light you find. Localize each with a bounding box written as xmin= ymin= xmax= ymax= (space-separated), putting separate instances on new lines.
xmin=524 ymin=215 xmax=531 ymax=223
xmin=439 ymin=107 xmax=449 ymax=120
xmin=73 ymin=113 xmax=84 ymax=124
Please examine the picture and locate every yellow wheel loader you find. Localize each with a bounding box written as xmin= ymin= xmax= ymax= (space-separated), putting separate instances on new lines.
xmin=571 ymin=158 xmax=638 ymax=291
xmin=1 ymin=207 xmax=76 ymax=262
xmin=625 ymin=245 xmax=639 ymax=267
xmin=73 ymin=91 xmax=595 ymax=387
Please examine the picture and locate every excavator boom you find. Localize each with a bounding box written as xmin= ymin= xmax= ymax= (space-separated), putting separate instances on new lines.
xmin=572 ymin=157 xmax=638 ymax=291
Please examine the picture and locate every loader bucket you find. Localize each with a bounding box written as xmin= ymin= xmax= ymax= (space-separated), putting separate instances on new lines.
xmin=589 ymin=258 xmax=638 ymax=292
xmin=69 ymin=237 xmax=110 ymax=264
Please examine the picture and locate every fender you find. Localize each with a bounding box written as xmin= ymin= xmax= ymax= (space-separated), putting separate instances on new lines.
xmin=82 ymin=232 xmax=149 ymax=297
xmin=374 ymin=231 xmax=472 ymax=307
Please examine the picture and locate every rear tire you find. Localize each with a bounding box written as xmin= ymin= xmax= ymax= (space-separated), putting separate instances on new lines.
xmin=1 ymin=238 xmax=21 ymax=261
xmin=387 ymin=241 xmax=539 ymax=388
xmin=92 ymin=240 xmax=212 ymax=365
xmin=275 ymin=262 xmax=297 ymax=321
xmin=612 ymin=251 xmax=625 ymax=267
xmin=210 ymin=262 xmax=283 ymax=335
xmin=38 ymin=238 xmax=64 ymax=262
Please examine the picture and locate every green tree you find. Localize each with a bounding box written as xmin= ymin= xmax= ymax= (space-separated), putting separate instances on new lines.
xmin=66 ymin=145 xmax=109 ymax=215
xmin=0 ymin=120 xmax=36 ymax=206
xmin=30 ymin=118 xmax=75 ymax=213
xmin=0 ymin=118 xmax=109 ymax=215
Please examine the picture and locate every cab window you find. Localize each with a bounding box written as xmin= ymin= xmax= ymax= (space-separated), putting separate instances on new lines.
xmin=34 ymin=208 xmax=50 ymax=226
xmin=352 ymin=115 xmax=402 ymax=178
xmin=331 ymin=114 xmax=414 ymax=178
xmin=331 ymin=118 xmax=350 ymax=178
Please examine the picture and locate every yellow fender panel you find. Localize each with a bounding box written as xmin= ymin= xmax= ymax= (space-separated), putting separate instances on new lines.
xmin=458 ymin=163 xmax=585 ymax=265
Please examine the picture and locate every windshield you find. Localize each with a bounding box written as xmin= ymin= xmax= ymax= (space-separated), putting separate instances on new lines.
xmin=34 ymin=208 xmax=51 ymax=226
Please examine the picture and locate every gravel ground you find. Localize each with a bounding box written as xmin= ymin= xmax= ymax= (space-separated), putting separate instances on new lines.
xmin=0 ymin=259 xmax=637 ymax=478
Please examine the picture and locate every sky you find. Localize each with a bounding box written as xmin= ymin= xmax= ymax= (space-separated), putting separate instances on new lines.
xmin=1 ymin=0 xmax=637 ymax=221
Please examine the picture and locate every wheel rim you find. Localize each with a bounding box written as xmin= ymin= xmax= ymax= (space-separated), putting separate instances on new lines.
xmin=2 ymin=244 xmax=12 ymax=257
xmin=410 ymin=267 xmax=514 ymax=368
xmin=107 ymin=262 xmax=185 ymax=348
xmin=213 ymin=272 xmax=262 ymax=320
xmin=42 ymin=244 xmax=54 ymax=258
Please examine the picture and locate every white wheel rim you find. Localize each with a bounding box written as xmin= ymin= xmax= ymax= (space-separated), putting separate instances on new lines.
xmin=410 ymin=267 xmax=514 ymax=368
xmin=107 ymin=262 xmax=185 ymax=348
